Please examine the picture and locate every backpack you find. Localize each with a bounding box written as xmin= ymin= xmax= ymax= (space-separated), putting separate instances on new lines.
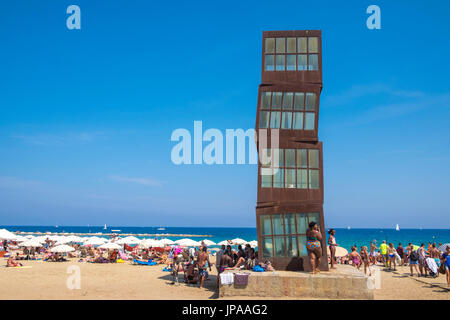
xmin=410 ymin=251 xmax=419 ymax=261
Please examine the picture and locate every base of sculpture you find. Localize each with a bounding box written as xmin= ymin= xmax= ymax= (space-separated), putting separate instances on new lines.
xmin=219 ymin=265 xmax=374 ymax=299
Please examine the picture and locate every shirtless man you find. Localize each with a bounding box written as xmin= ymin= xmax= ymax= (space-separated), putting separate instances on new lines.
xmin=430 ymin=243 xmax=442 ymax=272
xmin=216 ymin=250 xmax=234 ymax=288
xmin=197 ymin=246 xmax=211 ymax=289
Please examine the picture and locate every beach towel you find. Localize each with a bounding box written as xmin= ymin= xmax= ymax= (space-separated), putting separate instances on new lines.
xmin=133 ymin=259 xmax=157 ymax=266
xmin=234 ymin=273 xmax=250 ymax=286
xmin=162 ymin=267 xmax=171 ymax=272
xmin=253 ymin=265 xmax=264 ymax=272
xmin=220 ymin=273 xmax=234 ymax=285
xmin=425 ymin=257 xmax=438 ymax=275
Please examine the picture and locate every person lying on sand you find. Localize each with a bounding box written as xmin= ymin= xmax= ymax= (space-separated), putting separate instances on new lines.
xmin=7 ymin=256 xmax=23 ymax=267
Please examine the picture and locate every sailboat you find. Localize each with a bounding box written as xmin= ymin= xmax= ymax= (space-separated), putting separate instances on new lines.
xmin=395 ymin=224 xmax=400 ymax=231
xmin=103 ymin=224 xmax=107 ymax=230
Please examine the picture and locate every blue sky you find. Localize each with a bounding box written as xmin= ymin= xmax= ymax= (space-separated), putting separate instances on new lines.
xmin=0 ymin=1 xmax=449 ymax=228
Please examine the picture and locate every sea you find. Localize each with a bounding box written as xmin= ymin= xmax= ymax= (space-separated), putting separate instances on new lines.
xmin=2 ymin=226 xmax=450 ymax=250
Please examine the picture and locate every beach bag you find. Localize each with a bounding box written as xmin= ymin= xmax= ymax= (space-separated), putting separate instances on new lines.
xmin=410 ymin=251 xmax=419 ymax=261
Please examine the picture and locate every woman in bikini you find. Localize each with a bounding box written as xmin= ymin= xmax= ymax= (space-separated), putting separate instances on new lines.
xmin=360 ymin=246 xmax=371 ymax=276
xmin=306 ymin=221 xmax=323 ymax=274
xmin=349 ymin=246 xmax=361 ymax=269
xmin=369 ymin=242 xmax=377 ymax=265
xmin=328 ymin=229 xmax=338 ymax=269
xmin=387 ymin=243 xmax=397 ymax=271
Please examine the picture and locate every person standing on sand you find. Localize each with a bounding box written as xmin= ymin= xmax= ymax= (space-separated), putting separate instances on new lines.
xmin=197 ymin=246 xmax=211 ymax=289
xmin=379 ymin=241 xmax=388 ymax=267
xmin=430 ymin=243 xmax=441 ymax=274
xmin=328 ymin=229 xmax=338 ymax=269
xmin=387 ymin=243 xmax=397 ymax=271
xmin=441 ymin=246 xmax=450 ymax=287
xmin=396 ymin=243 xmax=404 ymax=266
xmin=349 ymin=246 xmax=361 ymax=270
xmin=408 ymin=243 xmax=420 ymax=276
xmin=418 ymin=243 xmax=428 ymax=277
xmin=369 ymin=242 xmax=377 ymax=265
xmin=306 ymin=222 xmax=322 ymax=274
xmin=215 ymin=245 xmax=225 ymax=273
xmin=360 ymin=246 xmax=371 ymax=276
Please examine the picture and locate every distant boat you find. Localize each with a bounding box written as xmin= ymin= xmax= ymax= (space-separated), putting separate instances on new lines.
xmin=395 ymin=224 xmax=400 ymax=231
xmin=55 ymin=225 xmax=58 ymax=228
xmin=157 ymin=227 xmax=166 ymax=231
xmin=347 ymin=226 xmax=351 ymax=230
xmin=103 ymin=224 xmax=107 ymax=230
xmin=111 ymin=229 xmax=121 ymax=233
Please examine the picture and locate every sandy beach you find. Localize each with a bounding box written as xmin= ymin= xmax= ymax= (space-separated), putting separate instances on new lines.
xmin=0 ymin=257 xmax=448 ymax=300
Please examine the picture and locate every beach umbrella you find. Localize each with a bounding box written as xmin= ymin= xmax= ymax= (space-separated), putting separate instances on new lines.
xmin=12 ymin=235 xmax=29 ymax=243
xmin=438 ymin=243 xmax=450 ymax=252
xmin=65 ymin=235 xmax=84 ymax=243
xmin=18 ymin=239 xmax=43 ymax=247
xmin=0 ymin=229 xmax=17 ymax=240
xmin=231 ymin=238 xmax=247 ymax=245
xmin=51 ymin=244 xmax=75 ymax=253
xmin=48 ymin=235 xmax=64 ymax=242
xmin=84 ymin=237 xmax=107 ymax=246
xmin=326 ymin=246 xmax=348 ymax=257
xmin=248 ymin=240 xmax=258 ymax=248
xmin=160 ymin=238 xmax=175 ymax=245
xmin=116 ymin=236 xmax=141 ymax=245
xmin=99 ymin=242 xmax=122 ymax=250
xmin=140 ymin=239 xmax=164 ymax=248
xmin=175 ymin=238 xmax=200 ymax=247
xmin=201 ymin=239 xmax=216 ymax=246
xmin=217 ymin=240 xmax=229 ymax=246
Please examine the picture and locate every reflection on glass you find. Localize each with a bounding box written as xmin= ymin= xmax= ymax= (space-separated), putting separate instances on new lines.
xmin=265 ymin=38 xmax=275 ymax=53
xmin=297 ymin=169 xmax=308 ymax=189
xmin=296 ymin=213 xmax=308 ymax=234
xmin=273 ymin=168 xmax=284 ymax=188
xmin=308 ymin=37 xmax=318 ymax=53
xmin=308 ymin=212 xmax=320 ymax=227
xmin=260 ymin=215 xmax=272 ymax=235
xmin=308 ymin=149 xmax=319 ymax=169
xmin=287 ymin=37 xmax=296 ymax=53
xmin=265 ymin=55 xmax=274 ymax=71
xmin=261 ymin=92 xmax=271 ymax=109
xmin=309 ymin=169 xmax=319 ymax=189
xmin=259 ymin=111 xmax=270 ymax=129
xmin=297 ymin=37 xmax=307 ymax=53
xmin=287 ymin=54 xmax=296 ymax=71
xmin=309 ymin=54 xmax=318 ymax=70
xmin=272 ymin=214 xmax=284 ymax=235
xmin=298 ymin=54 xmax=307 ymax=70
xmin=293 ymin=112 xmax=303 ymax=130
xmin=285 ymin=169 xmax=295 ymax=188
xmin=276 ymin=55 xmax=285 ymax=71
xmin=297 ymin=149 xmax=307 ymax=168
xmin=274 ymin=236 xmax=286 ymax=257
xmin=284 ymin=213 xmax=296 ymax=234
xmin=276 ymin=38 xmax=285 ymax=53
xmin=305 ymin=93 xmax=316 ymax=111
xmin=281 ymin=112 xmax=292 ymax=129
xmin=272 ymin=92 xmax=282 ymax=109
xmin=261 ymin=169 xmax=272 ymax=188
xmin=287 ymin=236 xmax=298 ymax=257
xmin=282 ymin=92 xmax=293 ymax=110
xmin=270 ymin=112 xmax=281 ymax=128
xmin=298 ymin=235 xmax=307 ymax=256
xmin=262 ymin=237 xmax=273 ymax=257
xmin=304 ymin=113 xmax=315 ymax=130
xmin=285 ymin=149 xmax=295 ymax=167
xmin=294 ymin=93 xmax=305 ymax=110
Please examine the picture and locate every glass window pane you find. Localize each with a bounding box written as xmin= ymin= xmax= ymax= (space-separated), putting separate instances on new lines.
xmin=277 ymin=149 xmax=284 ymax=168
xmin=294 ymin=93 xmax=304 ymax=110
xmin=282 ymin=92 xmax=293 ymax=110
xmin=297 ymin=37 xmax=307 ymax=53
xmin=270 ymin=112 xmax=281 ymax=129
xmin=261 ymin=92 xmax=271 ymax=109
xmin=261 ymin=168 xmax=272 ymax=188
xmin=287 ymin=37 xmax=296 ymax=53
xmin=281 ymin=112 xmax=292 ymax=129
xmin=265 ymin=55 xmax=274 ymax=71
xmin=304 ymin=113 xmax=315 ymax=130
xmin=296 ymin=213 xmax=308 ymax=234
xmin=272 ymin=214 xmax=284 ymax=235
xmin=286 ymin=54 xmax=296 ymax=71
xmin=298 ymin=235 xmax=307 ymax=256
xmin=308 ymin=149 xmax=319 ymax=169
xmin=260 ymin=215 xmax=272 ymax=235
xmin=273 ymin=168 xmax=284 ymax=188
xmin=298 ymin=54 xmax=307 ymax=70
xmin=297 ymin=169 xmax=308 ymax=189
xmin=285 ymin=149 xmax=295 ymax=167
xmin=274 ymin=236 xmax=286 ymax=257
xmin=286 ymin=236 xmax=298 ymax=257
xmin=309 ymin=54 xmax=318 ymax=70
xmin=284 ymin=214 xmax=296 ymax=235
xmin=285 ymin=169 xmax=295 ymax=188
xmin=305 ymin=93 xmax=316 ymax=111
xmin=308 ymin=37 xmax=318 ymax=53
xmin=265 ymin=38 xmax=275 ymax=54
xmin=262 ymin=237 xmax=273 ymax=257
xmin=308 ymin=212 xmax=321 ymax=227
xmin=309 ymin=170 xmax=319 ymax=189
xmin=293 ymin=112 xmax=303 ymax=130
xmin=297 ymin=149 xmax=307 ymax=168
xmin=261 ymin=148 xmax=272 ymax=167
xmin=259 ymin=111 xmax=270 ymax=129
xmin=272 ymin=92 xmax=282 ymax=109
xmin=276 ymin=38 xmax=285 ymax=53
xmin=276 ymin=55 xmax=285 ymax=71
